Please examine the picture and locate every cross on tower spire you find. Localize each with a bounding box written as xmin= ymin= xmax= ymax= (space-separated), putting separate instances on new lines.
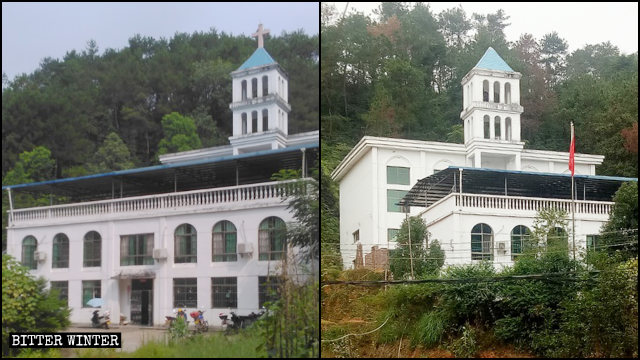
xmin=252 ymin=23 xmax=270 ymax=48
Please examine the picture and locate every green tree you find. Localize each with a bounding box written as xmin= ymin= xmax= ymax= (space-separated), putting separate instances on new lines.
xmin=92 ymin=132 xmax=135 ymax=172
xmin=2 ymin=254 xmax=70 ymax=356
xmin=3 ymin=146 xmax=55 ymax=185
xmin=539 ymin=31 xmax=568 ymax=88
xmin=157 ymin=112 xmax=202 ymax=155
xmin=389 ymin=216 xmax=444 ymax=279
xmin=599 ymin=181 xmax=638 ymax=260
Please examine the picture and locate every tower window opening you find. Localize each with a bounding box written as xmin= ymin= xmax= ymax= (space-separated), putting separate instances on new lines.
xmin=484 ymin=115 xmax=490 ymax=139
xmin=262 ymin=109 xmax=268 ymax=131
xmin=505 ymin=83 xmax=511 ymax=104
xmin=483 ymin=80 xmax=489 ymax=102
xmin=241 ymin=80 xmax=247 ymax=100
xmin=495 ymin=116 xmax=501 ymax=139
xmin=494 ymin=81 xmax=500 ymax=103
xmin=242 ymin=113 xmax=247 ymax=135
xmin=506 ymin=117 xmax=512 ymax=141
xmin=251 ymin=78 xmax=258 ymax=98
xmin=252 ymin=111 xmax=258 ymax=133
xmin=262 ymin=76 xmax=268 ymax=96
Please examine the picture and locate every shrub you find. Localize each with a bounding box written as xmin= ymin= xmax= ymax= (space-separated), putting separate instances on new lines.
xmin=2 ymin=254 xmax=70 ymax=357
xmin=448 ymin=323 xmax=478 ymax=358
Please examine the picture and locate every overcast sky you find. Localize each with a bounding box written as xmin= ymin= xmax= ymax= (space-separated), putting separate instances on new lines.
xmin=2 ymin=2 xmax=319 ymax=81
xmin=326 ymin=2 xmax=638 ymax=55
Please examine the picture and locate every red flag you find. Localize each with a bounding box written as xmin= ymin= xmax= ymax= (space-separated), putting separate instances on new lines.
xmin=569 ymin=122 xmax=575 ymax=176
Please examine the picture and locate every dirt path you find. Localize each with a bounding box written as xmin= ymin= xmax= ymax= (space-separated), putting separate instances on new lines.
xmin=62 ymin=325 xmax=169 ymax=354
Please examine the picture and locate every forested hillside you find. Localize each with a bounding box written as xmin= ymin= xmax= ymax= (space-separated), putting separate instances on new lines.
xmin=2 ymin=29 xmax=318 ymax=179
xmin=321 ymin=3 xmax=638 ymax=178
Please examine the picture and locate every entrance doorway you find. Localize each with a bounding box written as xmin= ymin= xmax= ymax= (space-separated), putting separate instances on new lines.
xmin=131 ymin=279 xmax=153 ymax=326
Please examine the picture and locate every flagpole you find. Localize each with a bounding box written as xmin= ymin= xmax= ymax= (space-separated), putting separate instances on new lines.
xmin=571 ymin=122 xmax=576 ymax=261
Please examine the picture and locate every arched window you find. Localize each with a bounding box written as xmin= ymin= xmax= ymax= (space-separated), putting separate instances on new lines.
xmin=241 ymin=113 xmax=247 ymax=135
xmin=251 ymin=78 xmax=258 ymax=98
xmin=241 ymin=80 xmax=247 ymax=100
xmin=251 ymin=111 xmax=258 ymax=134
xmin=483 ymin=80 xmax=489 ymax=102
xmin=262 ymin=109 xmax=268 ymax=131
xmin=505 ymin=83 xmax=511 ymax=104
xmin=511 ymin=225 xmax=531 ymax=260
xmin=83 ymin=231 xmax=101 ymax=267
xmin=471 ymin=223 xmax=493 ymax=260
xmin=495 ymin=116 xmax=501 ymax=140
xmin=212 ymin=221 xmax=237 ymax=262
xmin=52 ymin=233 xmax=69 ymax=268
xmin=547 ymin=227 xmax=568 ymax=250
xmin=484 ymin=115 xmax=490 ymax=139
xmin=175 ymin=224 xmax=197 ymax=263
xmin=22 ymin=236 xmax=37 ymax=270
xmin=505 ymin=118 xmax=512 ymax=141
xmin=262 ymin=75 xmax=268 ymax=96
xmin=259 ymin=217 xmax=286 ymax=261
xmin=493 ymin=81 xmax=500 ymax=103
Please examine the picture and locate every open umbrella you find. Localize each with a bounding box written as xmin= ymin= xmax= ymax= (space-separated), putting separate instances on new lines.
xmin=86 ymin=298 xmax=104 ymax=307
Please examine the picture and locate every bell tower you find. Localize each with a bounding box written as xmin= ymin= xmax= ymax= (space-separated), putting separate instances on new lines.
xmin=460 ymin=47 xmax=525 ymax=170
xmin=229 ymin=24 xmax=291 ymax=155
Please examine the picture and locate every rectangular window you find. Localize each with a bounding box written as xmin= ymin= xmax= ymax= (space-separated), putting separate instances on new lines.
xmin=471 ymin=234 xmax=493 ymax=260
xmin=387 ymin=190 xmax=408 ymax=213
xmin=386 ymin=166 xmax=410 ymax=185
xmin=51 ymin=281 xmax=68 ymax=306
xmin=259 ymin=276 xmax=282 ymax=308
xmin=388 ymin=229 xmax=400 ymax=242
xmin=212 ymin=277 xmax=238 ymax=308
xmin=120 ymin=234 xmax=154 ymax=266
xmin=586 ymin=235 xmax=600 ymax=251
xmin=173 ymin=278 xmax=197 ymax=308
xmin=82 ymin=280 xmax=101 ymax=308
xmin=352 ymin=230 xmax=359 ymax=244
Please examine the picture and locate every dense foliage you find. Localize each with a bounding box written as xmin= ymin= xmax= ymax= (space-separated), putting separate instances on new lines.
xmin=389 ymin=216 xmax=445 ymax=279
xmin=2 ymin=254 xmax=71 ymax=357
xmin=2 ymin=29 xmax=318 ymax=178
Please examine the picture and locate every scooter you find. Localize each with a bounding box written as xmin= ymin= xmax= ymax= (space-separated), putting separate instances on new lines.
xmin=219 ymin=308 xmax=265 ymax=333
xmin=165 ymin=308 xmax=188 ymax=327
xmin=190 ymin=310 xmax=209 ymax=333
xmin=91 ymin=310 xmax=110 ymax=329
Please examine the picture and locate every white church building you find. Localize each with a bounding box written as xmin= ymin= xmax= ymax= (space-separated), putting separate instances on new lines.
xmin=332 ymin=47 xmax=636 ymax=269
xmin=3 ymin=24 xmax=318 ymax=326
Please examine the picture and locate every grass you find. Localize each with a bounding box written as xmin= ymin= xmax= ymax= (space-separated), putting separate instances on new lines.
xmin=74 ymin=331 xmax=266 ymax=358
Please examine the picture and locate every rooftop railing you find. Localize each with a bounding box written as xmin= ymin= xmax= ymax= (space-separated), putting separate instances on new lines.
xmin=9 ymin=179 xmax=309 ymax=227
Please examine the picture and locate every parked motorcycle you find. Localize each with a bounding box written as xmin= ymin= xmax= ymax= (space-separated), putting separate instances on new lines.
xmin=219 ymin=308 xmax=265 ymax=333
xmin=91 ymin=310 xmax=110 ymax=329
xmin=190 ymin=310 xmax=209 ymax=333
xmin=165 ymin=308 xmax=188 ymax=327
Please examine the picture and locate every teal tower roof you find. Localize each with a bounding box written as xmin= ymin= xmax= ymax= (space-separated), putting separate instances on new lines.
xmin=474 ymin=47 xmax=514 ymax=72
xmin=237 ymin=47 xmax=276 ymax=70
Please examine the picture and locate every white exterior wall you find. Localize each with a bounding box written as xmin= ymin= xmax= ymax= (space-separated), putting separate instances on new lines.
xmin=423 ymin=195 xmax=610 ymax=269
xmin=339 ymin=150 xmax=374 ymax=267
xmin=339 ymin=144 xmax=467 ymax=267
xmin=6 ymin=205 xmax=295 ymax=327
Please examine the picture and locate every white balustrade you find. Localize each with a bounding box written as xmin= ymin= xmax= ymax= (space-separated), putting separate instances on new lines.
xmin=9 ymin=179 xmax=308 ymax=225
xmin=454 ymin=193 xmax=613 ymax=215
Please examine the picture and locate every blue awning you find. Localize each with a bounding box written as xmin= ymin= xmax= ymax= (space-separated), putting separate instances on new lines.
xmin=3 ymin=142 xmax=318 ymax=201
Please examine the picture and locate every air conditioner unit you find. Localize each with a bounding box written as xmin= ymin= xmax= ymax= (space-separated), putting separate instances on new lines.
xmin=237 ymin=243 xmax=253 ymax=257
xmin=153 ymin=248 xmax=168 ymax=260
xmin=34 ymin=251 xmax=46 ymax=262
